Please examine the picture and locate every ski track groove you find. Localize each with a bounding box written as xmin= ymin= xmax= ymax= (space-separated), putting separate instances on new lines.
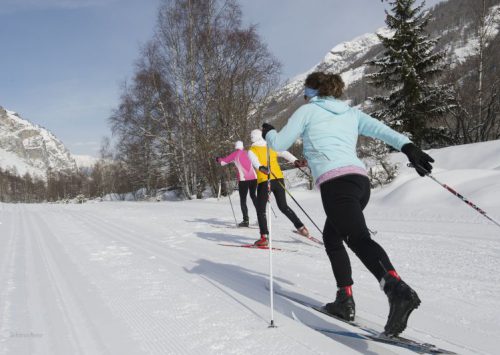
xmin=0 ymin=209 xmax=16 ymax=287
xmin=80 ymin=207 xmax=471 ymax=354
xmin=27 ymin=210 xmax=106 ymax=354
xmin=47 ymin=208 xmax=192 ymax=355
xmin=3 ymin=203 xmax=490 ymax=354
xmin=1 ymin=205 xmax=150 ymax=355
xmin=73 ymin=210 xmax=394 ymax=354
xmin=59 ymin=208 xmax=229 ymax=354
xmin=27 ymin=213 xmax=84 ymax=354
xmin=0 ymin=207 xmax=31 ymax=355
xmin=62 ymin=208 xmax=343 ymax=354
xmin=33 ymin=209 xmax=163 ymax=355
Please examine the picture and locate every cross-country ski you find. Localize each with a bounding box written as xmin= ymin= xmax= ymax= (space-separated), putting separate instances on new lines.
xmin=218 ymin=243 xmax=297 ymax=252
xmin=272 ymin=286 xmax=456 ymax=354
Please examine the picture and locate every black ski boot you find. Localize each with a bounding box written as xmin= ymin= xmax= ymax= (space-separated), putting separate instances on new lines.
xmin=238 ymin=219 xmax=249 ymax=227
xmin=325 ymin=286 xmax=355 ymax=321
xmin=382 ymin=271 xmax=421 ymax=336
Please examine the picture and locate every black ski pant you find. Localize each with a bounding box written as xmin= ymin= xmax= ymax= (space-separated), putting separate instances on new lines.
xmin=320 ymin=174 xmax=395 ymax=287
xmin=238 ymin=179 xmax=257 ymax=221
xmin=256 ymin=178 xmax=304 ymax=235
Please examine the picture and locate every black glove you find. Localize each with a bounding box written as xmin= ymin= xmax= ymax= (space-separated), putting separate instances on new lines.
xmin=261 ymin=123 xmax=275 ymax=140
xmin=258 ymin=166 xmax=270 ymax=175
xmin=401 ymin=143 xmax=434 ymax=176
xmin=215 ymin=157 xmax=221 ymax=163
xmin=294 ymin=159 xmax=308 ymax=168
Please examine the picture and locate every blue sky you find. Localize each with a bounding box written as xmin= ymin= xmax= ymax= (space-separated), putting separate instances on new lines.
xmin=0 ymin=0 xmax=443 ymax=156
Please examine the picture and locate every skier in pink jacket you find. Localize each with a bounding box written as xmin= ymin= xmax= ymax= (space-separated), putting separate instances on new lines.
xmin=216 ymin=141 xmax=258 ymax=227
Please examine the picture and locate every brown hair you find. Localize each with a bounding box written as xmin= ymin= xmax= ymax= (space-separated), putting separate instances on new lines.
xmin=304 ymin=72 xmax=345 ymax=98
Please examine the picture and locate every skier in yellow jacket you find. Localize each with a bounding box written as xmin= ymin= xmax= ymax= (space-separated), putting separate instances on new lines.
xmin=247 ymin=129 xmax=309 ymax=246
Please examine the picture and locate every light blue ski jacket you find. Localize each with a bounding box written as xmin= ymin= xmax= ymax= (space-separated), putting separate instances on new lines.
xmin=265 ymin=96 xmax=411 ymax=181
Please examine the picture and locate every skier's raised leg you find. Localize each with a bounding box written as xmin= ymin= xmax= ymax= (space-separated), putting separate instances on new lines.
xmin=381 ymin=270 xmax=421 ymax=336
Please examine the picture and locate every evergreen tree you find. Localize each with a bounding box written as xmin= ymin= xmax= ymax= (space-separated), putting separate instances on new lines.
xmin=368 ymin=0 xmax=455 ymax=147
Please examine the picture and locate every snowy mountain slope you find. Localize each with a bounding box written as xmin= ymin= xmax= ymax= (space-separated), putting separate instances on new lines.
xmin=0 ymin=106 xmax=77 ymax=178
xmin=446 ymin=4 xmax=500 ymax=65
xmin=273 ymin=27 xmax=394 ymax=101
xmin=0 ymin=140 xmax=499 ymax=354
xmin=264 ymin=0 xmax=500 ymax=123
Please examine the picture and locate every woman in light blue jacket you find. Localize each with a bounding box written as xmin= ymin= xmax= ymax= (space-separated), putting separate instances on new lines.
xmin=263 ymin=71 xmax=434 ymax=337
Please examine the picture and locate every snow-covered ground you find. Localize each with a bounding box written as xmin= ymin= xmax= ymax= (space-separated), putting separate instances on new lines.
xmin=1 ymin=140 xmax=499 ymax=355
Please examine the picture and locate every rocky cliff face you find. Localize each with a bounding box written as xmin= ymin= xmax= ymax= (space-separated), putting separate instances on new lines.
xmin=0 ymin=106 xmax=77 ymax=178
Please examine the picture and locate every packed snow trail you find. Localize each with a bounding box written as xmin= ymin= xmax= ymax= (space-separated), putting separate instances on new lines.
xmin=0 ymin=198 xmax=494 ymax=354
xmin=1 ymin=140 xmax=500 ymax=354
xmin=0 ymin=203 xmax=404 ymax=354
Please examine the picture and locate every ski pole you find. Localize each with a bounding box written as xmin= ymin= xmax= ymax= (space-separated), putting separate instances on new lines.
xmin=297 ymin=166 xmax=313 ymax=179
xmin=270 ymin=171 xmax=323 ymax=236
xmin=224 ymin=176 xmax=238 ymax=228
xmin=227 ymin=192 xmax=238 ymax=227
xmin=279 ymin=167 xmax=378 ymax=236
xmin=409 ymin=163 xmax=500 ymax=229
xmin=263 ymin=189 xmax=277 ymax=218
xmin=266 ymin=146 xmax=276 ymax=328
xmin=270 ymin=205 xmax=278 ymax=219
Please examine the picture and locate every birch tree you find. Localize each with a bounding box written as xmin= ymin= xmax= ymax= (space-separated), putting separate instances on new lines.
xmin=111 ymin=0 xmax=280 ymax=199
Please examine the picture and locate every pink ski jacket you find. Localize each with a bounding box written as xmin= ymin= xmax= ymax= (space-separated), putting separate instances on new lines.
xmin=218 ymin=149 xmax=257 ymax=182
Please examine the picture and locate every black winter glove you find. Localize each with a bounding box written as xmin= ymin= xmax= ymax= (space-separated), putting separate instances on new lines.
xmin=294 ymin=159 xmax=308 ymax=168
xmin=258 ymin=166 xmax=270 ymax=175
xmin=401 ymin=143 xmax=435 ymax=176
xmin=261 ymin=123 xmax=275 ymax=140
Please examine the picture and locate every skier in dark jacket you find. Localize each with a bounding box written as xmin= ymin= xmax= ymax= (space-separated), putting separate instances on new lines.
xmin=263 ymin=71 xmax=434 ymax=336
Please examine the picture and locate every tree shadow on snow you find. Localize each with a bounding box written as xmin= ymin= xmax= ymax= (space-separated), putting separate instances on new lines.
xmin=185 ymin=259 xmax=377 ymax=355
xmin=184 ymin=217 xmax=236 ymax=228
xmin=194 ymin=231 xmax=255 ymax=244
xmin=186 ymin=218 xmax=312 ymax=246
xmin=193 ymin=229 xmax=303 ymax=246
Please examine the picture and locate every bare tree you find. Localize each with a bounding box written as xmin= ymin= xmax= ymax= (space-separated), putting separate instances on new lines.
xmin=446 ymin=1 xmax=500 ymax=143
xmin=110 ymin=0 xmax=280 ymax=199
